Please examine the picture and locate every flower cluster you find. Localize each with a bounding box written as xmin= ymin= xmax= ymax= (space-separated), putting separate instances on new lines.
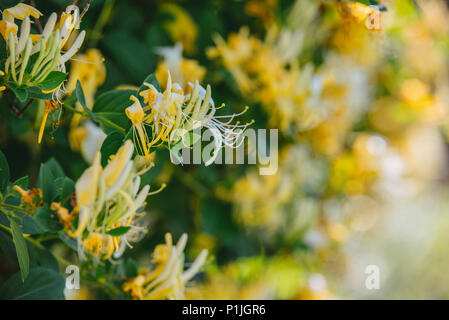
xmin=55 ymin=140 xmax=161 ymax=261
xmin=126 ymin=71 xmax=252 ymax=164
xmin=1 ymin=3 xmax=85 ymax=94
xmin=123 ymin=233 xmax=208 ymax=299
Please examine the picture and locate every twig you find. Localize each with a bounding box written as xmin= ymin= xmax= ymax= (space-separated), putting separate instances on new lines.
xmin=29 ymin=0 xmax=43 ymax=32
xmin=5 ymin=90 xmax=20 ymax=115
xmin=80 ymin=0 xmax=93 ymax=21
xmin=17 ymin=99 xmax=35 ymax=118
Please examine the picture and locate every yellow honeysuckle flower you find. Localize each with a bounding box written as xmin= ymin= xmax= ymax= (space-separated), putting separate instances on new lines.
xmin=67 ymin=49 xmax=106 ymax=107
xmin=0 ymin=20 xmax=18 ymax=41
xmin=155 ymin=44 xmax=206 ymax=93
xmin=126 ymin=96 xmax=151 ymax=161
xmin=65 ymin=140 xmax=159 ymax=260
xmin=123 ymin=233 xmax=208 ymax=300
xmin=127 ymin=71 xmax=251 ymax=165
xmin=101 ymin=139 xmax=134 ymax=190
xmin=73 ymin=151 xmax=102 ymax=237
xmin=0 ymin=3 xmax=42 ymax=41
xmin=12 ymin=185 xmax=43 ymax=209
xmin=50 ymin=202 xmax=74 ymax=229
xmin=67 ymin=49 xmax=106 ymax=159
xmin=335 ymin=1 xmax=382 ymax=31
xmin=2 ymin=3 xmax=43 ymax=22
xmin=37 ymin=100 xmax=59 ymax=144
xmin=160 ymin=3 xmax=198 ymax=54
xmin=2 ymin=5 xmax=85 ymax=95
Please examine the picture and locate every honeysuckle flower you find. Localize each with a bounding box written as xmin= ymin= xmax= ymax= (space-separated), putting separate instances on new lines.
xmin=126 ymin=71 xmax=251 ymax=164
xmin=126 ymin=96 xmax=151 ymax=162
xmin=67 ymin=49 xmax=106 ymax=158
xmin=67 ymin=140 xmax=162 ymax=260
xmin=2 ymin=4 xmax=85 ymax=94
xmin=50 ymin=202 xmax=73 ymax=229
xmin=0 ymin=3 xmax=42 ymax=41
xmin=12 ymin=185 xmax=43 ymax=209
xmin=155 ymin=43 xmax=205 ymax=93
xmin=73 ymin=151 xmax=102 ymax=238
xmin=140 ymin=72 xmax=185 ymax=142
xmin=37 ymin=100 xmax=59 ymax=144
xmin=159 ymin=3 xmax=198 ymax=54
xmin=335 ymin=1 xmax=383 ymax=31
xmin=123 ymin=233 xmax=208 ymax=300
xmin=69 ymin=121 xmax=107 ymax=164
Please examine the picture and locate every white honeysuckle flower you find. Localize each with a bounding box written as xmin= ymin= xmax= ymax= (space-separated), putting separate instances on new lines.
xmin=69 ymin=140 xmax=163 ymax=261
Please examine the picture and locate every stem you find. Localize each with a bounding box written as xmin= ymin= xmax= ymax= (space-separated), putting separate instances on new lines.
xmin=97 ymin=116 xmax=126 ymax=134
xmin=5 ymin=89 xmax=21 ymax=115
xmin=1 ymin=203 xmax=32 ymax=215
xmin=62 ymin=103 xmax=126 ymax=134
xmin=28 ymin=0 xmax=43 ymax=33
xmin=89 ymin=0 xmax=114 ymax=47
xmin=80 ymin=0 xmax=94 ymax=21
xmin=17 ymin=99 xmax=35 ymax=118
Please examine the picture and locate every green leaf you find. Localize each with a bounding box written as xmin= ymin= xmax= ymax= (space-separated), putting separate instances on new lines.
xmin=58 ymin=232 xmax=77 ymax=251
xmin=0 ymin=149 xmax=10 ymax=192
xmin=26 ymin=86 xmax=53 ymax=100
xmin=29 ymin=246 xmax=59 ymax=271
xmin=92 ymin=89 xmax=136 ymax=134
xmin=8 ymin=216 xmax=30 ymax=283
xmin=0 ymin=211 xmax=44 ymax=235
xmin=0 ymin=267 xmax=65 ymax=300
xmin=138 ymin=73 xmax=161 ymax=94
xmin=76 ymin=80 xmax=98 ymax=121
xmin=54 ymin=177 xmax=75 ymax=203
xmin=106 ymin=226 xmax=131 ymax=236
xmin=103 ymin=31 xmax=154 ymax=83
xmin=0 ymin=229 xmax=18 ymax=264
xmin=37 ymin=163 xmax=57 ymax=204
xmin=13 ymin=176 xmax=28 ymax=189
xmin=37 ymin=71 xmax=67 ymax=92
xmin=34 ymin=206 xmax=62 ymax=233
xmin=100 ymin=132 xmax=125 ymax=167
xmin=44 ymin=158 xmax=65 ymax=179
xmin=8 ymin=82 xmax=28 ymax=103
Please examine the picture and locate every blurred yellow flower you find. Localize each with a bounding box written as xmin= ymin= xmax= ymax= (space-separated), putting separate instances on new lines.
xmin=160 ymin=3 xmax=197 ymax=54
xmin=123 ymin=233 xmax=208 ymax=300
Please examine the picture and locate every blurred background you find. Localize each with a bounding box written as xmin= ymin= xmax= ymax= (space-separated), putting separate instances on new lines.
xmin=2 ymin=0 xmax=449 ymax=299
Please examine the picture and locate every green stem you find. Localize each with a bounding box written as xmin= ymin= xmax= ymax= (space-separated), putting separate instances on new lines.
xmin=96 ymin=116 xmax=126 ymax=134
xmin=62 ymin=103 xmax=126 ymax=134
xmin=1 ymin=203 xmax=32 ymax=215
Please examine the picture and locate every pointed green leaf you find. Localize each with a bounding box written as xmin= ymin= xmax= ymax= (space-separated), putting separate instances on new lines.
xmin=106 ymin=226 xmax=131 ymax=236
xmin=37 ymin=71 xmax=67 ymax=92
xmin=8 ymin=217 xmax=30 ymax=282
xmin=0 ymin=149 xmax=10 ymax=192
xmin=76 ymin=80 xmax=98 ymax=122
xmin=0 ymin=267 xmax=65 ymax=300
